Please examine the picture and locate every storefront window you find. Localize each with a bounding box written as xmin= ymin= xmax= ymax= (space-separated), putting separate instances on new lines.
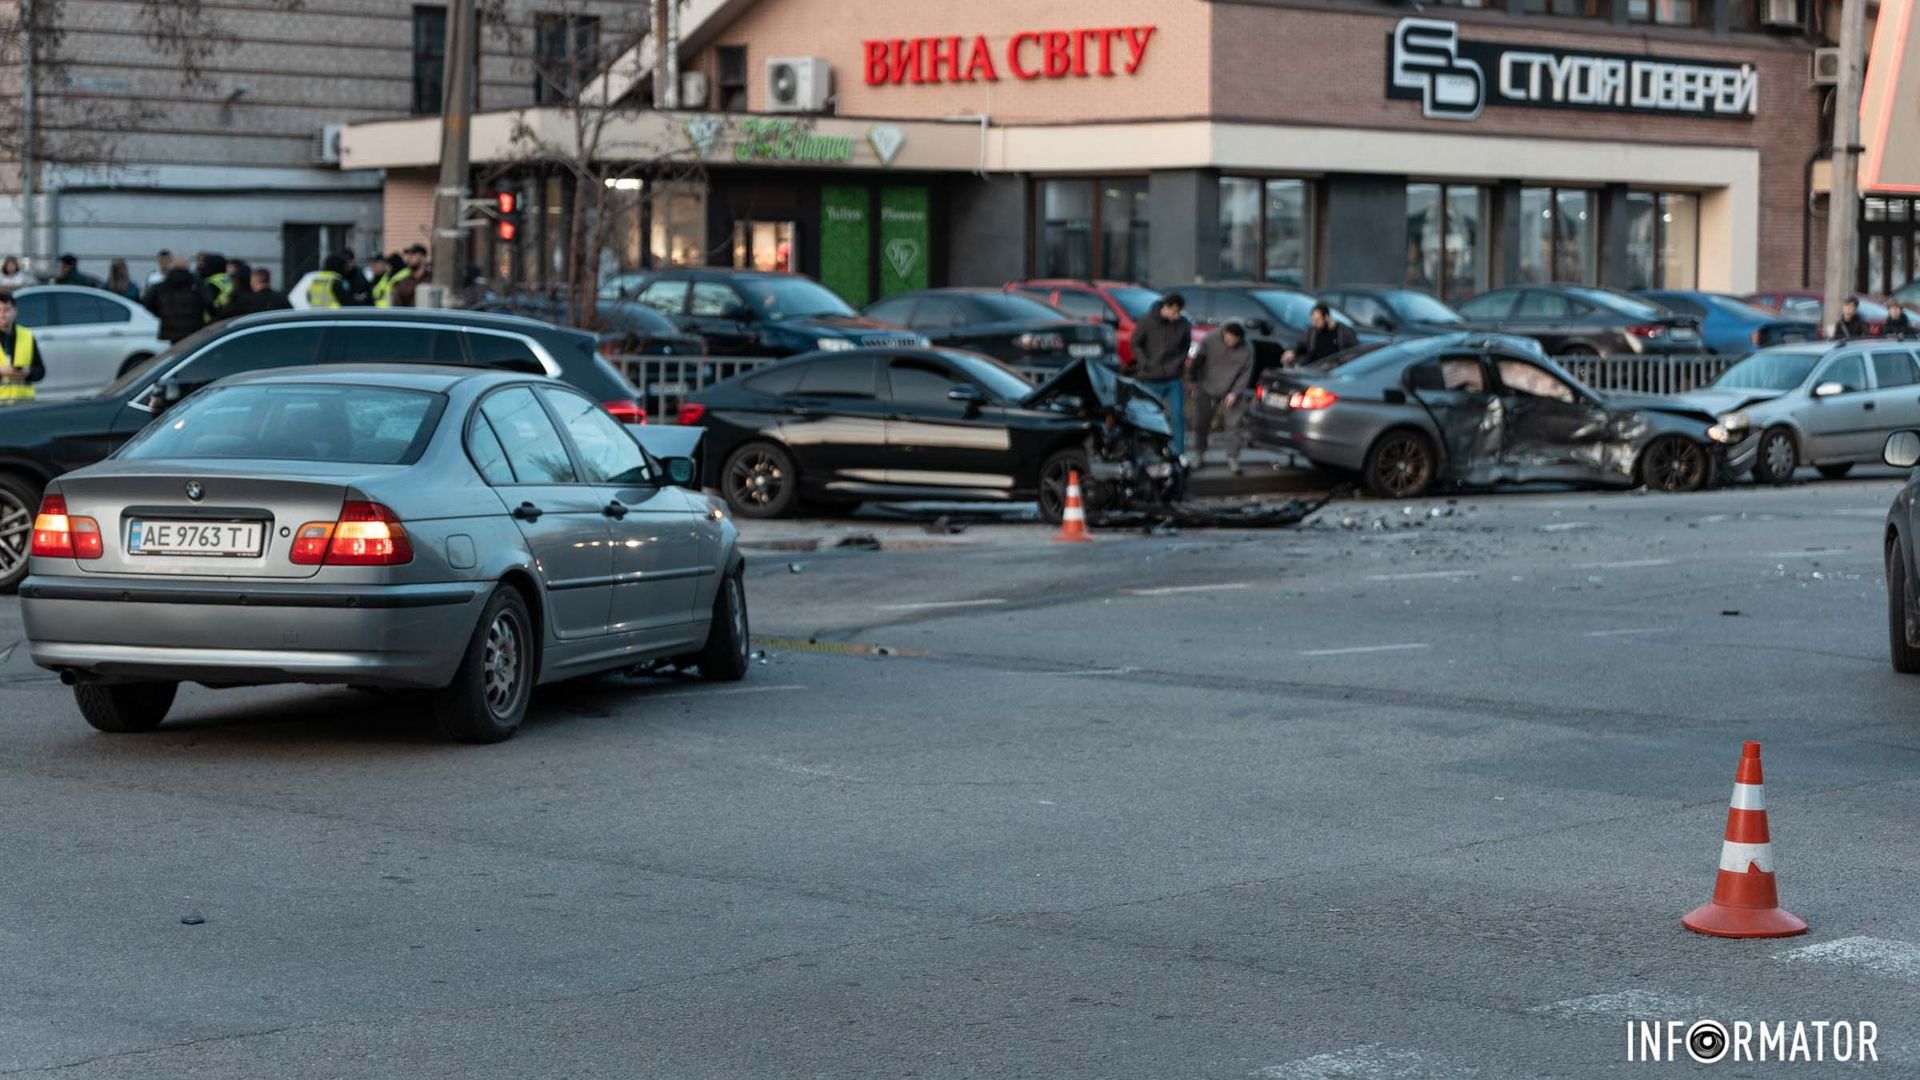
xmin=1520 ymin=0 xmax=1600 ymax=13
xmin=1659 ymin=193 xmax=1698 ymax=290
xmin=1628 ymin=0 xmax=1697 ymax=25
xmin=1624 ymin=192 xmax=1657 ymax=291
xmin=1039 ymin=180 xmax=1095 ymax=279
xmin=1219 ymin=177 xmax=1261 ymax=280
xmin=1554 ymin=189 xmax=1594 ymax=283
xmin=1264 ymin=180 xmax=1309 ymax=286
xmin=1215 ymin=177 xmax=1314 ymax=285
xmin=1100 ymin=180 xmax=1149 ymax=282
xmin=1408 ymin=184 xmax=1485 ymax=301
xmin=648 ymin=181 xmax=707 ymax=267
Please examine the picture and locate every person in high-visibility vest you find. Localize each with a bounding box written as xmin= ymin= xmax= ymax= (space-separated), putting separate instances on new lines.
xmin=200 ymin=253 xmax=237 ymax=321
xmin=307 ymin=253 xmax=352 ymax=309
xmin=371 ymin=251 xmax=414 ymax=308
xmin=368 ymin=253 xmax=395 ymax=307
xmin=0 ymin=291 xmax=46 ymax=404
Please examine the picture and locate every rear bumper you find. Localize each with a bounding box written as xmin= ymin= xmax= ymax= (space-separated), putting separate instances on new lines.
xmin=21 ymin=577 xmax=483 ymax=688
xmin=1246 ymin=405 xmax=1368 ymax=471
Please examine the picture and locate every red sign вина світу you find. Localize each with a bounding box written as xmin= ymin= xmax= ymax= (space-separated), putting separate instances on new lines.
xmin=863 ymin=27 xmax=1155 ymax=85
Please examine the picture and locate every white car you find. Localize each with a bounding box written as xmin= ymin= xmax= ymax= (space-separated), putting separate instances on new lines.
xmin=13 ymin=285 xmax=170 ymax=399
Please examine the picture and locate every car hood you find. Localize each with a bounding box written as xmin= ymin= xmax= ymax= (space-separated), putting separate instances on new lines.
xmin=1024 ymin=358 xmax=1172 ymax=437
xmin=1656 ymin=386 xmax=1787 ymax=414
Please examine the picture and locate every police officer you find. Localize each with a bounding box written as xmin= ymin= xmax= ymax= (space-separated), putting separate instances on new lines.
xmin=367 ymin=253 xmax=395 ymax=307
xmin=307 ymin=253 xmax=353 ymax=309
xmin=371 ymin=251 xmax=413 ymax=308
xmin=0 ymin=291 xmax=47 ymax=405
xmin=200 ymin=254 xmax=237 ymax=320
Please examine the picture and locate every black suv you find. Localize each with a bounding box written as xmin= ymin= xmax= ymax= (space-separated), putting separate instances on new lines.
xmin=615 ymin=269 xmax=925 ymax=356
xmin=0 ymin=308 xmax=642 ymax=591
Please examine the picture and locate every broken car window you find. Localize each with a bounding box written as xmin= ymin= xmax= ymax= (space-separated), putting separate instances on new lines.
xmin=1496 ymin=359 xmax=1577 ymax=403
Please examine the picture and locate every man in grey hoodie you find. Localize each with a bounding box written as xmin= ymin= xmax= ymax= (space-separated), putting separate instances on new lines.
xmin=1189 ymin=321 xmax=1255 ymax=473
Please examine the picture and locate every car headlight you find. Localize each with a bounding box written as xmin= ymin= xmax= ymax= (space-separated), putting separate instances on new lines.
xmin=815 ymin=337 xmax=856 ymax=351
xmin=1718 ymin=411 xmax=1751 ymax=432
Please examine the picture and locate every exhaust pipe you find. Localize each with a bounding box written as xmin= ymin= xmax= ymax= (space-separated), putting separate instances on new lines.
xmin=58 ymin=670 xmax=77 ymax=685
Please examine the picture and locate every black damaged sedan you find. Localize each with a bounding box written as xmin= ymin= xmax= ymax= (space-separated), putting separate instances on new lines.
xmin=677 ymin=349 xmax=1182 ymax=522
xmin=1249 ymin=333 xmax=1757 ymax=498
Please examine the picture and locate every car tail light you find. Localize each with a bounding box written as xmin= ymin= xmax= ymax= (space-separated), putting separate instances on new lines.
xmin=1016 ymin=332 xmax=1066 ymax=351
xmin=290 ymin=501 xmax=412 ymax=566
xmin=676 ymin=401 xmax=707 ymax=426
xmin=1626 ymin=323 xmax=1666 ymax=339
xmin=1287 ymin=386 xmax=1338 ymax=410
xmin=30 ymin=494 xmax=102 ymax=560
xmin=1255 ymin=385 xmax=1268 ymax=402
xmin=601 ymin=399 xmax=647 ymax=424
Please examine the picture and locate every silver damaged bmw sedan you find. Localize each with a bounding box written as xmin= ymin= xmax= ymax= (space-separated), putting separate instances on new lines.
xmin=20 ymin=365 xmax=748 ymax=742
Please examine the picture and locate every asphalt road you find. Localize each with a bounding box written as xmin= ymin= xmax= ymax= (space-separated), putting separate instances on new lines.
xmin=2 ymin=475 xmax=1917 ymax=1078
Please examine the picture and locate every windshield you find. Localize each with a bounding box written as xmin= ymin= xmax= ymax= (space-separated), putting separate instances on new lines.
xmin=736 ymin=277 xmax=857 ymax=321
xmin=1713 ymin=350 xmax=1823 ymax=391
xmin=1385 ymin=291 xmax=1464 ymax=324
xmin=98 ymin=325 xmax=224 ymax=398
xmin=944 ymin=351 xmax=1043 ymax=401
xmin=971 ymin=293 xmax=1066 ymax=321
xmin=1569 ymin=288 xmax=1667 ymax=319
xmin=117 ymin=384 xmax=446 ymax=465
xmin=1107 ymin=286 xmax=1160 ymax=318
xmin=1704 ymin=294 xmax=1780 ymax=319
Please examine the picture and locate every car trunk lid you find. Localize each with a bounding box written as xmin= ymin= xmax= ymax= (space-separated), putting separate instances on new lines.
xmin=53 ymin=461 xmax=397 ymax=579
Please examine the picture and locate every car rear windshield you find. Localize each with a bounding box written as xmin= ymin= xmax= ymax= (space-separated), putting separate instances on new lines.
xmin=1385 ymin=291 xmax=1464 ymax=324
xmin=1570 ymin=288 xmax=1667 ymax=320
xmin=118 ymin=384 xmax=446 ymax=465
xmin=1106 ymin=286 xmax=1160 ymax=318
xmin=1712 ymin=351 xmax=1823 ymax=391
xmin=969 ymin=293 xmax=1065 ymax=321
xmin=1251 ymin=290 xmax=1356 ymax=328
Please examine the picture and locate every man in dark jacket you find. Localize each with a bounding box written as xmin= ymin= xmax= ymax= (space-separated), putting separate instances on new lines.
xmin=53 ymin=254 xmax=99 ymax=289
xmin=1887 ymin=301 xmax=1915 ymax=340
xmin=228 ymin=268 xmax=291 ymax=315
xmin=144 ymin=267 xmax=209 ymax=343
xmin=1189 ymin=321 xmax=1256 ymax=473
xmin=1290 ymin=304 xmax=1358 ymax=365
xmin=1128 ymin=293 xmax=1195 ymax=456
xmin=1832 ymin=298 xmax=1872 ymax=341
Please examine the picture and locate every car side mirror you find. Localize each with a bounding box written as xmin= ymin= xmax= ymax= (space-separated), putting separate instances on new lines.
xmin=724 ymin=305 xmax=755 ymax=323
xmin=662 ymin=456 xmax=697 ymax=488
xmin=1888 ymin=431 xmax=1920 ymax=469
xmin=947 ymin=383 xmax=986 ymax=411
xmin=1813 ymin=381 xmax=1845 ymax=398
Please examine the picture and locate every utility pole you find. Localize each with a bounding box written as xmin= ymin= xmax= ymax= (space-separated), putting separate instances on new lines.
xmin=430 ymin=0 xmax=476 ymax=300
xmin=653 ymin=0 xmax=678 ymax=108
xmin=1824 ymin=0 xmax=1869 ymax=329
xmin=20 ymin=0 xmax=36 ymax=277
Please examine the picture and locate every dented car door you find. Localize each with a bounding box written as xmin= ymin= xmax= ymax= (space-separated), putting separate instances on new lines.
xmin=1404 ymin=353 xmax=1503 ymax=483
xmin=1491 ymin=356 xmax=1614 ymax=482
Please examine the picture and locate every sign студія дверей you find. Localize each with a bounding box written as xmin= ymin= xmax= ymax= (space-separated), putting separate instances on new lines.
xmin=1388 ymin=17 xmax=1757 ymax=122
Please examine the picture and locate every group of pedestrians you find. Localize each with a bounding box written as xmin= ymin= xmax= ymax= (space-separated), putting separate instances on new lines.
xmin=1128 ymin=292 xmax=1356 ymax=473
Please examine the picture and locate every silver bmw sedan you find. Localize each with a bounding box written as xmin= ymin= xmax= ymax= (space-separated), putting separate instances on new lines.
xmin=20 ymin=365 xmax=747 ymax=743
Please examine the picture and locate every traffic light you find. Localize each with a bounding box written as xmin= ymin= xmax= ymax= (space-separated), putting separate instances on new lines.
xmin=494 ymin=191 xmax=520 ymax=242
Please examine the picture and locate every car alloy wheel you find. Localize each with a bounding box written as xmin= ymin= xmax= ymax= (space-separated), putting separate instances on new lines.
xmin=1370 ymin=434 xmax=1433 ymax=498
xmin=0 ymin=485 xmax=29 ymax=584
xmin=727 ymin=449 xmax=786 ymax=510
xmin=481 ymin=609 xmax=525 ymax=718
xmin=1761 ymin=429 xmax=1796 ymax=482
xmin=1645 ymin=437 xmax=1708 ymax=492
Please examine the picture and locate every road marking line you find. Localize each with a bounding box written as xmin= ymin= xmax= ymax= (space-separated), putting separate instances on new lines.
xmin=875 ymin=599 xmax=1008 ymax=611
xmin=1126 ymin=582 xmax=1252 ymax=596
xmin=1531 ymin=989 xmax=1702 ymax=1020
xmin=1835 ymin=509 xmax=1887 ymax=517
xmin=1766 ymin=548 xmax=1855 ymax=558
xmin=644 ymin=684 xmax=805 ymax=702
xmin=1776 ymin=936 xmax=1920 ymax=981
xmin=1583 ymin=627 xmax=1671 ymax=638
xmin=1365 ymin=569 xmax=1477 ymax=581
xmin=1574 ymin=558 xmax=1674 ymax=570
xmin=1540 ymin=521 xmax=1595 ymax=532
xmin=1049 ymin=667 xmax=1141 ymax=677
xmin=1256 ymin=1044 xmax=1475 ymax=1079
xmin=1299 ymin=643 xmax=1430 ymax=657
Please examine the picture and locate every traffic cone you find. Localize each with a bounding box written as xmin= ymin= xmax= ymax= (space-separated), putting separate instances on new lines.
xmin=1052 ymin=469 xmax=1093 ymax=543
xmin=1682 ymin=741 xmax=1808 ymax=939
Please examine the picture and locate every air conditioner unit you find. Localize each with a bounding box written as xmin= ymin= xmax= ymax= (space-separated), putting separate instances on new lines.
xmin=681 ymin=70 xmax=710 ymax=109
xmin=1764 ymin=0 xmax=1804 ymax=29
xmin=312 ymin=123 xmax=344 ymax=166
xmin=1811 ymin=46 xmax=1842 ymax=86
xmin=764 ymin=56 xmax=830 ymax=113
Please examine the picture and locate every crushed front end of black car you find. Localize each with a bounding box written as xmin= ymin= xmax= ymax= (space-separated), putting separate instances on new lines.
xmin=1029 ymin=359 xmax=1188 ymax=516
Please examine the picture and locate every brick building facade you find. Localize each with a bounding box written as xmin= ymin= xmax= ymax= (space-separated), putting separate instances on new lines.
xmin=343 ymin=0 xmax=1833 ymax=301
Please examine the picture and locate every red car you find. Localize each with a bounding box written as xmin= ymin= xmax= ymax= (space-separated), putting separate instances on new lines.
xmin=1007 ymin=279 xmax=1163 ymax=368
xmin=1744 ymin=289 xmax=1889 ymax=337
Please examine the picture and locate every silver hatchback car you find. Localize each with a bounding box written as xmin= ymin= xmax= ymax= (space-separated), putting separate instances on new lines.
xmin=20 ymin=366 xmax=748 ymax=742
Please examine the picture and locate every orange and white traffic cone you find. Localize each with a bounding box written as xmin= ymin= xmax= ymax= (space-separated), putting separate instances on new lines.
xmin=1052 ymin=469 xmax=1093 ymax=544
xmin=1682 ymin=741 xmax=1808 ymax=939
